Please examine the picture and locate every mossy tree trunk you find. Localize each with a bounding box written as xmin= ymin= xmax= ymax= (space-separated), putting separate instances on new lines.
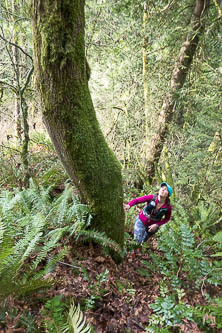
xmin=31 ymin=0 xmax=125 ymax=248
xmin=145 ymin=0 xmax=210 ymax=184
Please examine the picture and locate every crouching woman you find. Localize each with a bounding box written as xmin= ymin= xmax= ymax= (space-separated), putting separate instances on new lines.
xmin=124 ymin=182 xmax=173 ymax=245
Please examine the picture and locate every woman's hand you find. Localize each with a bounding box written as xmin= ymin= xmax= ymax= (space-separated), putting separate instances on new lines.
xmin=148 ymin=224 xmax=158 ymax=232
xmin=123 ymin=204 xmax=131 ymax=212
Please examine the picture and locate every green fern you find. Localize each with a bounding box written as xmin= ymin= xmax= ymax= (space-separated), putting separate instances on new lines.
xmin=193 ymin=297 xmax=222 ymax=330
xmin=76 ymin=229 xmax=124 ymax=257
xmin=139 ymin=214 xmax=222 ymax=291
xmin=0 ymin=278 xmax=52 ymax=298
xmin=26 ymin=178 xmax=54 ymax=215
xmin=193 ymin=201 xmax=220 ymax=232
xmin=45 ymin=184 xmax=91 ymax=227
xmin=30 ymin=131 xmax=55 ymax=151
xmin=31 ymin=227 xmax=67 ymax=271
xmin=0 ymin=221 xmax=13 ymax=263
xmin=148 ymin=294 xmax=193 ymax=329
xmin=0 ymin=181 xmax=124 ymax=299
xmin=43 ymin=247 xmax=68 ymax=275
xmin=0 ymin=191 xmax=64 ymax=297
xmin=0 ymin=182 xmax=114 ymax=299
xmin=56 ymin=184 xmax=73 ymax=224
xmin=180 ymin=224 xmax=195 ymax=250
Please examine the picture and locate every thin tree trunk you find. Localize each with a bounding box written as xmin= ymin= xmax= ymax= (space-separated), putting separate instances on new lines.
xmin=20 ymin=96 xmax=30 ymax=187
xmin=20 ymin=64 xmax=33 ymax=187
xmin=145 ymin=0 xmax=210 ymax=183
xmin=143 ymin=3 xmax=150 ymax=141
xmin=12 ymin=0 xmax=22 ymax=141
xmin=31 ymin=0 xmax=125 ymax=250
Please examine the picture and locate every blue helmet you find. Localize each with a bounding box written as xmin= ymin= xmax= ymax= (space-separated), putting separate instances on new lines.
xmin=160 ymin=182 xmax=173 ymax=197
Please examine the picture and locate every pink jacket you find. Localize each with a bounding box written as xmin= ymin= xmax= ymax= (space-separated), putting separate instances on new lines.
xmin=128 ymin=194 xmax=172 ymax=227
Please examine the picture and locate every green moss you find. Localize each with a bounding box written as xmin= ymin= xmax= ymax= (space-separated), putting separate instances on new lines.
xmin=35 ymin=1 xmax=85 ymax=71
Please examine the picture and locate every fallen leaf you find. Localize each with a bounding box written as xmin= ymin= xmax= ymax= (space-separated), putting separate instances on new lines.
xmin=95 ymin=256 xmax=106 ymax=263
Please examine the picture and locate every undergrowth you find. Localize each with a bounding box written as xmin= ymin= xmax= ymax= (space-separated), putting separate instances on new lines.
xmin=0 ymin=180 xmax=123 ymax=300
xmin=0 ymin=133 xmax=221 ymax=331
xmin=138 ymin=201 xmax=222 ymax=332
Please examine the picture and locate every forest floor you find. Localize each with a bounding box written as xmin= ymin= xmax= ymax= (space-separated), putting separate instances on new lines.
xmin=5 ymin=236 xmax=217 ymax=333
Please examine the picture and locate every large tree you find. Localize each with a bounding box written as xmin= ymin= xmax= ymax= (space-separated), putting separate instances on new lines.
xmin=31 ymin=0 xmax=124 ymax=248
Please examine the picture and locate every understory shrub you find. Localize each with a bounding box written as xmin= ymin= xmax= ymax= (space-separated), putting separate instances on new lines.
xmin=0 ymin=131 xmax=68 ymax=189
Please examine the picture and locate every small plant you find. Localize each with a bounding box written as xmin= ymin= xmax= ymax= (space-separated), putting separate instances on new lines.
xmin=146 ymin=293 xmax=193 ymax=331
xmin=193 ymin=297 xmax=222 ymax=331
xmin=124 ymin=231 xmax=140 ymax=255
xmin=0 ymin=306 xmax=38 ymax=333
xmin=41 ymin=295 xmax=69 ymax=332
xmin=41 ymin=297 xmax=93 ymax=333
xmin=137 ymin=218 xmax=222 ymax=292
xmin=81 ymin=268 xmax=109 ymax=310
xmin=116 ymin=278 xmax=136 ymax=304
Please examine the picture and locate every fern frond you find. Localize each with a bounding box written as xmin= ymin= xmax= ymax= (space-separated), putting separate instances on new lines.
xmin=57 ymin=184 xmax=73 ymax=224
xmin=46 ymin=186 xmax=92 ymax=227
xmin=0 ymin=190 xmax=18 ymax=212
xmin=25 ymin=179 xmax=53 ymax=215
xmin=180 ymin=224 xmax=195 ymax=250
xmin=63 ymin=303 xmax=91 ymax=333
xmin=44 ymin=247 xmax=68 ymax=275
xmin=0 ymin=183 xmax=95 ymax=299
xmin=0 ymin=221 xmax=13 ymax=268
xmin=45 ymin=184 xmax=72 ymax=225
xmin=68 ymin=198 xmax=92 ymax=226
xmin=0 ymin=220 xmax=6 ymax=244
xmin=76 ymin=229 xmax=124 ymax=257
xmin=0 ymin=277 xmax=52 ymax=298
xmin=10 ymin=213 xmax=46 ymax=267
xmin=31 ymin=227 xmax=67 ymax=270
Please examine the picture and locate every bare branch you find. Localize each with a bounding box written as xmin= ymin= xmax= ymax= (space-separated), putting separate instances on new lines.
xmin=0 ymin=33 xmax=32 ymax=61
xmin=21 ymin=66 xmax=34 ymax=95
xmin=0 ymin=80 xmax=16 ymax=93
xmin=160 ymin=0 xmax=177 ymax=12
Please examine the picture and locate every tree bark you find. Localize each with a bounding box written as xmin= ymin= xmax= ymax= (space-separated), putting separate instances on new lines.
xmin=31 ymin=0 xmax=124 ymax=248
xmin=145 ymin=0 xmax=210 ymax=183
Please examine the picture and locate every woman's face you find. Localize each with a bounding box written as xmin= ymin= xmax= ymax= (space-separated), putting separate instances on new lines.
xmin=159 ymin=185 xmax=169 ymax=199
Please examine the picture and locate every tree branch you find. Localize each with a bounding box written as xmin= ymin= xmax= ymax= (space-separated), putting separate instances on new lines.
xmin=0 ymin=80 xmax=16 ymax=93
xmin=21 ymin=66 xmax=34 ymax=95
xmin=0 ymin=34 xmax=33 ymax=61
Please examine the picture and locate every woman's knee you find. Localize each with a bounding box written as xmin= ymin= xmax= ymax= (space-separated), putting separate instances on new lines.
xmin=134 ymin=218 xmax=147 ymax=244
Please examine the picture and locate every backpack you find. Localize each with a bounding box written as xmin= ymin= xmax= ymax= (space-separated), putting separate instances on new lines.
xmin=143 ymin=194 xmax=169 ymax=221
